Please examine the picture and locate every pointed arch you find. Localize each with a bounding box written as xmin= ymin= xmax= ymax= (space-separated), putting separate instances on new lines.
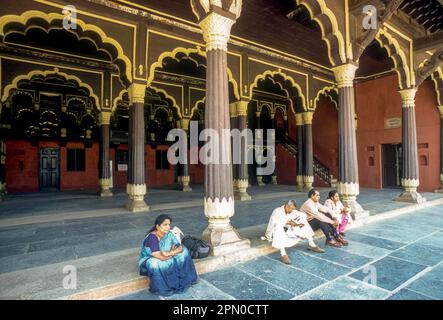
xmin=1 ymin=69 xmax=100 ymax=109
xmin=375 ymin=28 xmax=411 ymax=89
xmin=0 ymin=10 xmax=132 ymax=85
xmin=249 ymin=70 xmax=307 ymax=114
xmin=190 ymin=96 xmax=206 ymax=119
xmin=312 ymin=85 xmax=338 ymax=111
xmin=295 ymin=0 xmax=347 ymax=66
xmin=431 ymin=66 xmax=443 ymax=106
xmin=112 ymin=89 xmax=129 ymax=113
xmin=147 ymin=46 xmax=240 ymax=100
xmin=148 ymin=86 xmax=183 ymax=119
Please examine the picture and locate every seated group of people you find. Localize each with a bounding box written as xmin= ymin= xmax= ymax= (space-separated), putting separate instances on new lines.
xmin=138 ymin=189 xmax=353 ymax=295
xmin=264 ymin=189 xmax=353 ymax=264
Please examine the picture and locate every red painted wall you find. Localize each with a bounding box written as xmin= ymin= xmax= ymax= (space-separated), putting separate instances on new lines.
xmin=356 ymin=75 xmax=440 ymax=192
xmin=6 ymin=140 xmax=39 ymax=193
xmin=6 ymin=140 xmax=99 ymax=192
xmin=146 ymin=145 xmax=175 ymax=187
xmin=60 ymin=142 xmax=99 ymax=190
xmin=275 ymin=144 xmax=297 ymax=185
xmin=189 ymin=145 xmax=204 ymax=184
xmin=111 ymin=144 xmax=128 ymax=189
xmin=312 ymin=96 xmax=339 ymax=179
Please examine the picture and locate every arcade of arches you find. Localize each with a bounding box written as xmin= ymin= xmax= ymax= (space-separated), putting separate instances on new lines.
xmin=0 ymin=0 xmax=442 ymax=254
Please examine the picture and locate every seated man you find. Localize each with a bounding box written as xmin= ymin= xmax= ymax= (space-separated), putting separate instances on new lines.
xmin=300 ymin=189 xmax=349 ymax=248
xmin=263 ymin=200 xmax=324 ymax=265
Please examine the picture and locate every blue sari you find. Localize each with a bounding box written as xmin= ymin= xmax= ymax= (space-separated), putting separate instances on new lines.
xmin=138 ymin=230 xmax=198 ymax=296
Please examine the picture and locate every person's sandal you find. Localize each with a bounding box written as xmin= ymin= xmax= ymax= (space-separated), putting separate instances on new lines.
xmin=307 ymin=245 xmax=325 ymax=253
xmin=280 ymin=255 xmax=291 ymax=264
xmin=335 ymin=236 xmax=349 ymax=246
xmin=325 ymin=240 xmax=342 ymax=248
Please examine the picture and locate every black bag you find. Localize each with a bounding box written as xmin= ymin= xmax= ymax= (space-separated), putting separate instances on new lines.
xmin=181 ymin=235 xmax=210 ymax=259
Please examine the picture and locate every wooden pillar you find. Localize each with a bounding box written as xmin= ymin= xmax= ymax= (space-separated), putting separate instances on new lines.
xmin=192 ymin=0 xmax=250 ymax=256
xmin=270 ymin=111 xmax=277 ymax=184
xmin=98 ymin=111 xmax=112 ymax=197
xmin=296 ymin=113 xmax=304 ymax=191
xmin=255 ymin=111 xmax=265 ymax=186
xmin=230 ymin=102 xmax=239 ymax=195
xmin=333 ymin=63 xmax=368 ymax=219
xmin=302 ymin=112 xmax=314 ymax=191
xmin=394 ymin=88 xmax=426 ymax=203
xmin=234 ymin=100 xmax=251 ymax=200
xmin=436 ymin=106 xmax=443 ymax=193
xmin=0 ymin=140 xmax=5 ymax=202
xmin=178 ymin=118 xmax=192 ymax=192
xmin=126 ymin=83 xmax=149 ymax=212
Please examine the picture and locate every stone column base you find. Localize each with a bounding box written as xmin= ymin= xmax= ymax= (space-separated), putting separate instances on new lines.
xmin=202 ymin=224 xmax=251 ymax=256
xmin=99 ymin=179 xmax=113 ymax=197
xmin=126 ymin=184 xmax=149 ymax=212
xmin=296 ymin=176 xmax=304 ymax=192
xmin=303 ymin=176 xmax=314 ymax=192
xmin=394 ymin=191 xmax=426 ymax=204
xmin=177 ymin=176 xmax=192 ymax=192
xmin=233 ymin=179 xmax=251 ymax=201
xmin=99 ymin=189 xmax=113 ymax=197
xmin=271 ymin=176 xmax=277 ymax=184
xmin=338 ymin=182 xmax=368 ymax=220
xmin=434 ymin=178 xmax=443 ymax=193
xmin=0 ymin=182 xmax=7 ymax=195
xmin=256 ymin=176 xmax=265 ymax=186
xmin=342 ymin=198 xmax=370 ymax=220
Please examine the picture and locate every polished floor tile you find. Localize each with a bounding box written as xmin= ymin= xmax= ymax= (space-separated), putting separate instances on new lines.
xmin=349 ymin=256 xmax=428 ymax=291
xmin=407 ymin=263 xmax=443 ymax=299
xmin=237 ymin=256 xmax=325 ymax=296
xmin=297 ymin=276 xmax=389 ymax=300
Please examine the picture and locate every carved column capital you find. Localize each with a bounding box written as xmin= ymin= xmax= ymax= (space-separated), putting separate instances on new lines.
xmin=332 ymin=63 xmax=358 ymax=88
xmin=302 ymin=112 xmax=314 ymax=125
xmin=128 ymin=83 xmax=146 ymax=104
xmin=99 ymin=111 xmax=112 ymax=126
xmin=180 ymin=118 xmax=191 ymax=131
xmin=236 ymin=100 xmax=248 ymax=116
xmin=199 ymin=13 xmax=235 ymax=52
xmin=295 ymin=113 xmax=303 ymax=126
xmin=192 ymin=1 xmax=242 ymax=52
xmin=229 ymin=102 xmax=237 ymax=118
xmin=399 ymin=88 xmax=417 ymax=108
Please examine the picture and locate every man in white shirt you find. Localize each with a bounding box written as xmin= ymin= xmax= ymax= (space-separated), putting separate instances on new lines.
xmin=263 ymin=200 xmax=324 ymax=264
xmin=300 ymin=189 xmax=349 ymax=247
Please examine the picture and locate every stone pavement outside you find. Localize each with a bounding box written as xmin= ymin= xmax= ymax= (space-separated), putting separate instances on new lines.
xmin=115 ymin=205 xmax=443 ymax=300
xmin=0 ymin=185 xmax=442 ymax=299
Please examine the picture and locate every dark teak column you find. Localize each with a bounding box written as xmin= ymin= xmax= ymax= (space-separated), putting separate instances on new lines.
xmin=296 ymin=113 xmax=304 ymax=192
xmin=303 ymin=112 xmax=314 ymax=191
xmin=0 ymin=140 xmax=5 ymax=202
xmin=437 ymin=106 xmax=443 ymax=192
xmin=333 ymin=63 xmax=368 ymax=219
xmin=126 ymin=83 xmax=149 ymax=212
xmin=178 ymin=118 xmax=192 ymax=192
xmin=99 ymin=111 xmax=112 ymax=197
xmin=192 ymin=0 xmax=250 ymax=255
xmin=394 ymin=88 xmax=426 ymax=203
xmin=235 ymin=101 xmax=252 ymax=200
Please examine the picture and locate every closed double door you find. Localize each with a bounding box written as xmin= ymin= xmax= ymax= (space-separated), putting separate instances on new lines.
xmin=382 ymin=144 xmax=402 ymax=189
xmin=40 ymin=148 xmax=59 ymax=191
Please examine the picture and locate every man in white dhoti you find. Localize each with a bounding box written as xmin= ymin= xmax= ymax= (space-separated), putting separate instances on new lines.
xmin=263 ymin=200 xmax=325 ymax=264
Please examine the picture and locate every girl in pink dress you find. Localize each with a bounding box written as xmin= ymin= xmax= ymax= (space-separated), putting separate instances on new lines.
xmin=324 ymin=190 xmax=353 ymax=236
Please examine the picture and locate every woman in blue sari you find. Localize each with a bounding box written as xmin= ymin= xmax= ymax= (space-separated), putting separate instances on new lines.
xmin=139 ymin=214 xmax=198 ymax=295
